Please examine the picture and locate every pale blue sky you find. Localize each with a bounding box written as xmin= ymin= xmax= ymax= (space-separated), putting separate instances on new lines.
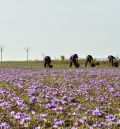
xmin=0 ymin=0 xmax=120 ymax=60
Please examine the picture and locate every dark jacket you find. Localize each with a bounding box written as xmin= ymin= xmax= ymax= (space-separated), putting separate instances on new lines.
xmin=70 ymin=54 xmax=78 ymax=62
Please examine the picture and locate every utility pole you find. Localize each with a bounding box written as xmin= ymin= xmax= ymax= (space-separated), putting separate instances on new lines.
xmin=0 ymin=47 xmax=3 ymax=62
xmin=42 ymin=53 xmax=45 ymax=60
xmin=25 ymin=47 xmax=31 ymax=61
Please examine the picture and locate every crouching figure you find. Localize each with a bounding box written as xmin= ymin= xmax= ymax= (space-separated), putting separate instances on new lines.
xmin=70 ymin=54 xmax=79 ymax=68
xmin=44 ymin=56 xmax=53 ymax=68
xmin=85 ymin=55 xmax=94 ymax=67
xmin=108 ymin=55 xmax=115 ymax=67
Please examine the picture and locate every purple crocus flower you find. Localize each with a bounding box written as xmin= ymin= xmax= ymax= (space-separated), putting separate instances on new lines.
xmin=38 ymin=114 xmax=48 ymax=120
xmin=53 ymin=106 xmax=65 ymax=111
xmin=92 ymin=108 xmax=103 ymax=117
xmin=46 ymin=103 xmax=56 ymax=109
xmin=108 ymin=87 xmax=114 ymax=93
xmin=106 ymin=114 xmax=116 ymax=122
xmin=35 ymin=126 xmax=41 ymax=129
xmin=54 ymin=120 xmax=64 ymax=126
xmin=0 ymin=122 xmax=11 ymax=129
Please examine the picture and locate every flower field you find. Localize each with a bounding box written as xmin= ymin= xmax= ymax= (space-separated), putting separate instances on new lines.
xmin=0 ymin=67 xmax=120 ymax=129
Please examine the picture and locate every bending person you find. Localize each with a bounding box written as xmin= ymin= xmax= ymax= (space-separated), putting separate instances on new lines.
xmin=44 ymin=56 xmax=52 ymax=68
xmin=108 ymin=55 xmax=115 ymax=67
xmin=70 ymin=54 xmax=79 ymax=68
xmin=85 ymin=55 xmax=93 ymax=67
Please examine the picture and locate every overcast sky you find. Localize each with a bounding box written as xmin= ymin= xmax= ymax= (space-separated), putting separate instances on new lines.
xmin=0 ymin=0 xmax=120 ymax=61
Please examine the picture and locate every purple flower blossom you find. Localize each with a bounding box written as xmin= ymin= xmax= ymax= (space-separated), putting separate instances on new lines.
xmin=106 ymin=114 xmax=116 ymax=122
xmin=54 ymin=119 xmax=64 ymax=127
xmin=46 ymin=103 xmax=57 ymax=109
xmin=108 ymin=87 xmax=114 ymax=93
xmin=92 ymin=121 xmax=107 ymax=128
xmin=0 ymin=122 xmax=11 ymax=129
xmin=73 ymin=119 xmax=85 ymax=127
xmin=11 ymin=111 xmax=31 ymax=124
xmin=29 ymin=96 xmax=42 ymax=104
xmin=35 ymin=126 xmax=41 ymax=129
xmin=53 ymin=106 xmax=65 ymax=111
xmin=31 ymin=110 xmax=36 ymax=115
xmin=38 ymin=114 xmax=48 ymax=120
xmin=92 ymin=108 xmax=104 ymax=117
